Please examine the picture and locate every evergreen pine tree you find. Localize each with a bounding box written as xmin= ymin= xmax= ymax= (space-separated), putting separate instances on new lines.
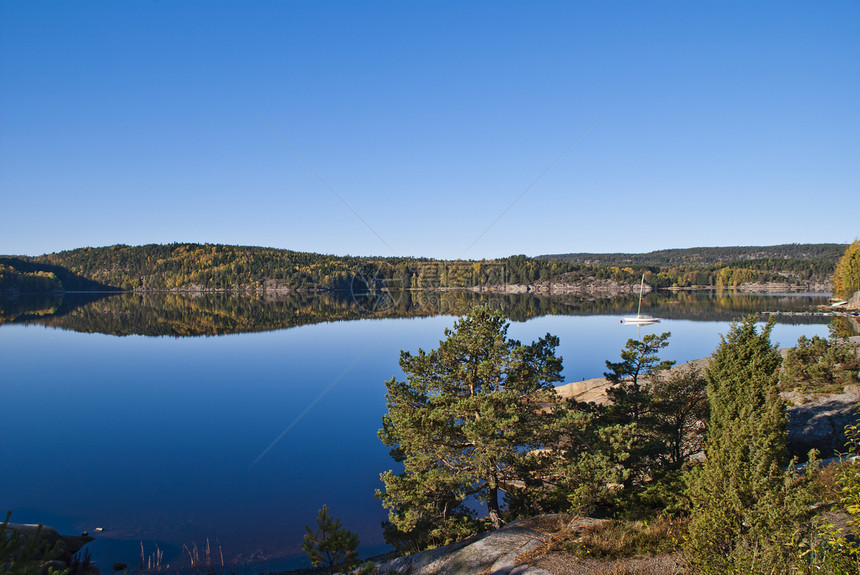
xmin=301 ymin=506 xmax=360 ymax=575
xmin=602 ymin=333 xmax=675 ymax=486
xmin=377 ymin=306 xmax=563 ymax=550
xmin=604 ymin=332 xmax=675 ymax=425
xmin=688 ymin=316 xmax=816 ymax=573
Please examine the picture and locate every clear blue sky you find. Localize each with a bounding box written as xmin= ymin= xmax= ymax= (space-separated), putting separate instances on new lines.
xmin=2 ymin=1 xmax=858 ymax=259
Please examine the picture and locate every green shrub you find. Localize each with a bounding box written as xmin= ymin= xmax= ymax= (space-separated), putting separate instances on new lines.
xmin=800 ymin=417 xmax=860 ymax=573
xmin=780 ymin=335 xmax=859 ymax=394
xmin=0 ymin=512 xmax=69 ymax=575
xmin=302 ymin=506 xmax=360 ymax=575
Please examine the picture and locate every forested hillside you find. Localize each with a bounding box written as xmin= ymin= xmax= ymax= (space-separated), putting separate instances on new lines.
xmin=541 ymin=244 xmax=843 ymax=289
xmin=0 ymin=244 xmax=637 ymax=293
xmin=0 ymin=242 xmax=842 ymax=295
xmin=541 ymin=244 xmax=847 ymax=266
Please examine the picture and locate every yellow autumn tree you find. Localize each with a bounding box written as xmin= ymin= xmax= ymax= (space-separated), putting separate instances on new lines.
xmin=833 ymin=240 xmax=860 ymax=300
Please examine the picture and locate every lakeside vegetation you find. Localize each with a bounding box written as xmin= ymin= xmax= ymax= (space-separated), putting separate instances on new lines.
xmin=834 ymin=240 xmax=860 ymax=300
xmin=0 ymin=242 xmax=845 ymax=296
xmin=373 ymin=307 xmax=860 ymax=573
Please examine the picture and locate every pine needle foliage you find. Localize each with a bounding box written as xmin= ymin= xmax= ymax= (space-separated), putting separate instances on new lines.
xmin=0 ymin=512 xmax=69 ymax=575
xmin=687 ymin=316 xmax=818 ymax=573
xmin=301 ymin=505 xmax=359 ymax=575
xmin=603 ymin=333 xmax=676 ymax=487
xmin=376 ymin=306 xmax=564 ymax=551
xmin=780 ymin=334 xmax=860 ymax=395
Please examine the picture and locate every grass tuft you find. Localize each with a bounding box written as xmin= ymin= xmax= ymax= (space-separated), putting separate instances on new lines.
xmin=540 ymin=516 xmax=686 ymax=559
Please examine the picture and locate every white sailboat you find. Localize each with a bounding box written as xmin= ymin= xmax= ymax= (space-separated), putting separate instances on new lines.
xmin=623 ymin=274 xmax=660 ymax=325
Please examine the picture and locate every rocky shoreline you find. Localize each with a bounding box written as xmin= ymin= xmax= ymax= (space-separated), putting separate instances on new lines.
xmin=667 ymin=281 xmax=832 ymax=293
xmin=114 ymin=279 xmax=834 ymax=298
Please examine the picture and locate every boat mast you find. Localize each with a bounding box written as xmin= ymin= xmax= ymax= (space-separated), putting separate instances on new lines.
xmin=637 ymin=274 xmax=645 ymax=317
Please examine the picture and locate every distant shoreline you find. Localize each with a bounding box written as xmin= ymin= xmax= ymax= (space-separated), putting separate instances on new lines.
xmin=3 ymin=282 xmax=834 ymax=299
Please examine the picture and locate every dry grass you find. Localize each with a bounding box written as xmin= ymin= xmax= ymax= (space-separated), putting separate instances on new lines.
xmin=585 ymin=561 xmax=687 ymax=575
xmin=514 ymin=516 xmax=691 ymax=575
xmin=538 ymin=516 xmax=686 ymax=559
xmin=528 ymin=550 xmax=690 ymax=575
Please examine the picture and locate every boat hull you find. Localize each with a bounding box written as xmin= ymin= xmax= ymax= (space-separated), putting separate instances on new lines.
xmin=623 ymin=316 xmax=660 ymax=325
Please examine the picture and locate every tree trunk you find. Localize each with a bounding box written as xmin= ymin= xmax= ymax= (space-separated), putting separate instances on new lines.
xmin=487 ymin=481 xmax=503 ymax=530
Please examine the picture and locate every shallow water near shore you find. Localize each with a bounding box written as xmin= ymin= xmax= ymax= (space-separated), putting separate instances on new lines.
xmin=0 ymin=291 xmax=837 ymax=571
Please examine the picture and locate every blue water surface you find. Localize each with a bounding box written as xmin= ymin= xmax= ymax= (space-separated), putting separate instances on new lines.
xmin=0 ymin=304 xmax=832 ymax=570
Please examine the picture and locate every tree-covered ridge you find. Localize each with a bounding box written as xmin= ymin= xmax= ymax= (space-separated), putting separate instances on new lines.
xmin=2 ymin=244 xmax=641 ymax=293
xmin=541 ymin=243 xmax=847 ymax=266
xmin=0 ymin=242 xmax=841 ymax=295
xmin=0 ymin=257 xmax=113 ymax=293
xmin=642 ymin=257 xmax=836 ymax=288
xmin=26 ymin=244 xmax=366 ymax=292
xmin=0 ymin=262 xmax=63 ymax=293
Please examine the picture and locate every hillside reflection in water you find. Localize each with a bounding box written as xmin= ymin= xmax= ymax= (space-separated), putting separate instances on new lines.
xmin=0 ymin=289 xmax=834 ymax=336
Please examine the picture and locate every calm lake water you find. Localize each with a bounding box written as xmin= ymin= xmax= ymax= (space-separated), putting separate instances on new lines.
xmin=0 ymin=291 xmax=837 ymax=571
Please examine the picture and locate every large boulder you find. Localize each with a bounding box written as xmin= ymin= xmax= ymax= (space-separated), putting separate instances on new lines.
xmin=785 ymin=387 xmax=860 ymax=458
xmin=373 ymin=516 xmax=689 ymax=575
xmin=376 ymin=516 xmax=580 ymax=575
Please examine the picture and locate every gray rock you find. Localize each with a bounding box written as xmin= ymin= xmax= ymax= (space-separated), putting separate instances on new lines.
xmin=786 ymin=390 xmax=860 ymax=458
xmin=847 ymin=290 xmax=860 ymax=311
xmin=376 ymin=516 xmax=599 ymax=575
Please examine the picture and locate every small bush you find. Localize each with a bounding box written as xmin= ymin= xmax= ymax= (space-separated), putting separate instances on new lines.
xmin=780 ymin=335 xmax=859 ymax=394
xmin=302 ymin=506 xmax=359 ymax=575
xmin=0 ymin=512 xmax=69 ymax=575
xmin=804 ymin=419 xmax=860 ymax=573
